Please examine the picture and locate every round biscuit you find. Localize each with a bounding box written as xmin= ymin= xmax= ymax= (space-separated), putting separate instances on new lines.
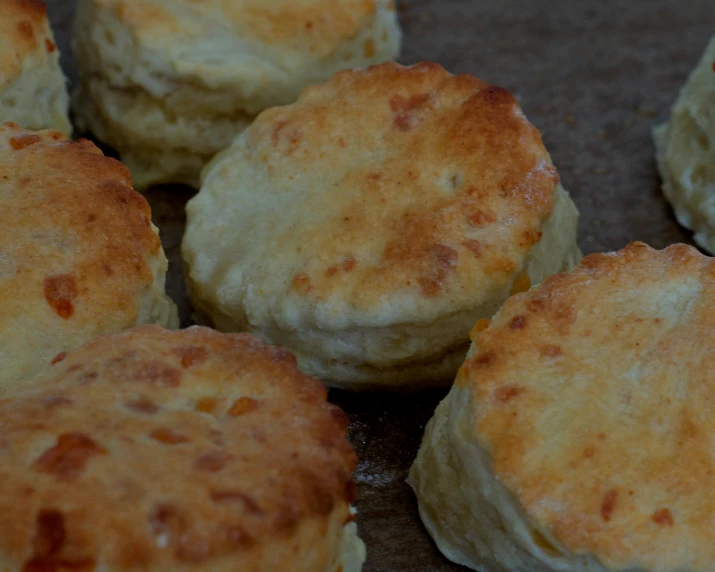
xmin=410 ymin=242 xmax=715 ymax=571
xmin=183 ymin=62 xmax=582 ymax=389
xmin=0 ymin=325 xmax=363 ymax=571
xmin=0 ymin=122 xmax=177 ymax=389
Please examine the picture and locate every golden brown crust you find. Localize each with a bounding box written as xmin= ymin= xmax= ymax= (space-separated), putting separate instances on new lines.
xmin=0 ymin=123 xmax=175 ymax=386
xmin=0 ymin=326 xmax=356 ymax=570
xmin=246 ymin=61 xmax=557 ymax=312
xmin=463 ymin=242 xmax=715 ymax=570
xmin=0 ymin=0 xmax=54 ymax=81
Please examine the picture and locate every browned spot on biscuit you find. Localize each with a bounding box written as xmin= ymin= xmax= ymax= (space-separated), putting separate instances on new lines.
xmin=150 ymin=428 xmax=189 ymax=445
xmin=541 ymin=344 xmax=562 ymax=357
xmin=526 ymin=298 xmax=546 ymax=312
xmin=126 ymin=396 xmax=158 ymax=414
xmin=463 ymin=239 xmax=482 ymax=257
xmin=601 ymin=489 xmax=618 ymax=522
xmin=472 ymin=352 xmax=495 ymax=367
xmin=196 ymin=452 xmax=231 ymax=473
xmin=363 ymin=38 xmax=375 ymax=58
xmin=418 ymin=244 xmax=457 ymax=297
xmin=51 ymin=352 xmax=67 ymax=365
xmin=468 ymin=209 xmax=497 ymax=226
xmin=343 ymin=256 xmax=357 ymax=272
xmin=43 ymin=275 xmax=77 ymax=319
xmin=210 ymin=490 xmax=262 ymax=513
xmin=652 ymin=508 xmax=674 ymax=526
xmin=510 ymin=315 xmax=527 ymax=329
xmin=326 ymin=266 xmax=338 ymax=277
xmin=227 ymin=397 xmax=259 ymax=417
xmin=291 ymin=273 xmax=312 ymax=295
xmin=495 ymin=384 xmax=524 ymax=402
xmin=17 ymin=20 xmax=34 ymax=40
xmin=271 ymin=121 xmax=288 ymax=147
xmin=45 ymin=38 xmax=56 ymax=52
xmin=134 ymin=362 xmax=181 ymax=387
xmin=10 ymin=133 xmax=40 ymax=150
xmin=196 ymin=397 xmax=217 ymax=414
xmin=180 ymin=347 xmax=208 ymax=368
xmin=389 ymin=93 xmax=431 ymax=131
xmin=33 ymin=434 xmax=106 ymax=479
xmin=583 ymin=445 xmax=597 ymax=458
xmin=521 ymin=229 xmax=543 ymax=246
xmin=21 ymin=509 xmax=95 ymax=572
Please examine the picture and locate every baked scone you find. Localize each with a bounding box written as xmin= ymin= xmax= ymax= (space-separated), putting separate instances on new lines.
xmin=654 ymin=37 xmax=715 ymax=253
xmin=410 ymin=242 xmax=715 ymax=571
xmin=0 ymin=325 xmax=363 ymax=572
xmin=183 ymin=62 xmax=582 ymax=390
xmin=72 ymin=0 xmax=401 ymax=189
xmin=0 ymin=123 xmax=177 ymax=389
xmin=0 ymin=0 xmax=70 ymax=135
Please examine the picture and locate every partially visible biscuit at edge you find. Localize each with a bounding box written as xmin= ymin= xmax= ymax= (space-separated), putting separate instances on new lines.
xmin=71 ymin=0 xmax=402 ymax=189
xmin=410 ymin=242 xmax=715 ymax=571
xmin=0 ymin=325 xmax=363 ymax=571
xmin=654 ymin=36 xmax=715 ymax=253
xmin=0 ymin=122 xmax=177 ymax=389
xmin=183 ymin=61 xmax=582 ymax=390
xmin=0 ymin=0 xmax=70 ymax=135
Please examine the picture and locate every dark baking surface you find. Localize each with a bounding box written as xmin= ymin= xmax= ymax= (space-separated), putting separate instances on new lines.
xmin=48 ymin=1 xmax=713 ymax=569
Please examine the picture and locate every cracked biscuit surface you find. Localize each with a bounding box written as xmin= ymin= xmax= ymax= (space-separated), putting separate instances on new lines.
xmin=0 ymin=325 xmax=363 ymax=571
xmin=0 ymin=123 xmax=177 ymax=389
xmin=183 ymin=62 xmax=581 ymax=389
xmin=410 ymin=242 xmax=715 ymax=571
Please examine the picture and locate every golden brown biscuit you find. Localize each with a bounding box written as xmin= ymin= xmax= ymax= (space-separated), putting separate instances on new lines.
xmin=410 ymin=242 xmax=715 ymax=571
xmin=183 ymin=62 xmax=581 ymax=389
xmin=0 ymin=326 xmax=363 ymax=571
xmin=0 ymin=0 xmax=70 ymax=135
xmin=0 ymin=123 xmax=177 ymax=389
xmin=72 ymin=0 xmax=401 ymax=188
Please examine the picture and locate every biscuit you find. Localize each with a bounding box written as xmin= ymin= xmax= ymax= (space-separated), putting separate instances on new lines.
xmin=72 ymin=0 xmax=401 ymax=189
xmin=183 ymin=62 xmax=581 ymax=390
xmin=410 ymin=242 xmax=715 ymax=571
xmin=654 ymin=37 xmax=715 ymax=253
xmin=0 ymin=325 xmax=363 ymax=571
xmin=0 ymin=0 xmax=70 ymax=135
xmin=0 ymin=123 xmax=177 ymax=389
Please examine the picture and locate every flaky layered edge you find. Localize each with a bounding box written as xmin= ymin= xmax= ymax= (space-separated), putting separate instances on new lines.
xmin=185 ymin=185 xmax=581 ymax=390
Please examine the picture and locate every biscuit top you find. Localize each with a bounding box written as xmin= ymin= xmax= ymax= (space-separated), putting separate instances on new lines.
xmin=189 ymin=62 xmax=558 ymax=329
xmin=0 ymin=326 xmax=356 ymax=570
xmin=462 ymin=242 xmax=715 ymax=570
xmin=90 ymin=0 xmax=389 ymax=92
xmin=0 ymin=123 xmax=166 ymax=384
xmin=0 ymin=0 xmax=57 ymax=83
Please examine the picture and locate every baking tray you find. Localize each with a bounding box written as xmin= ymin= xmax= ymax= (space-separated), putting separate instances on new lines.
xmin=48 ymin=1 xmax=714 ymax=569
